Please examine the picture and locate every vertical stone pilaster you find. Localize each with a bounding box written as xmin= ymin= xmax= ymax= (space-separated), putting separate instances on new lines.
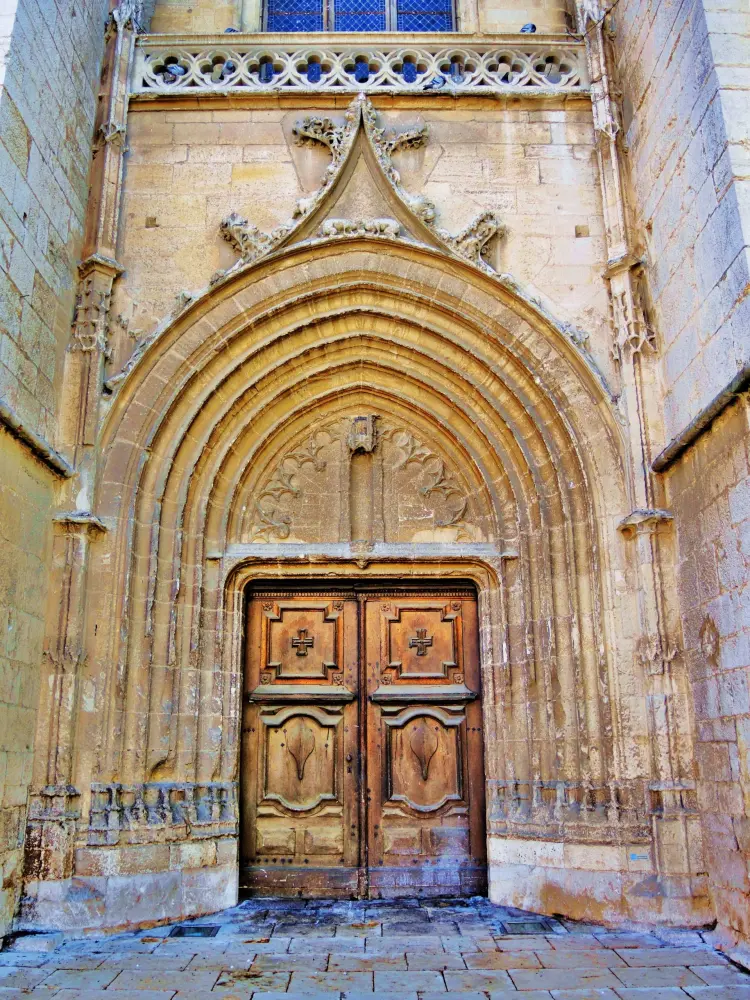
xmin=580 ymin=0 xmax=706 ymax=913
xmin=24 ymin=515 xmax=106 ymax=886
xmin=23 ymin=0 xmax=137 ymax=904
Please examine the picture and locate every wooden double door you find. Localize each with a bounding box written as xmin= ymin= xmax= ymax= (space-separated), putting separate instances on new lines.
xmin=240 ymin=584 xmax=486 ymax=899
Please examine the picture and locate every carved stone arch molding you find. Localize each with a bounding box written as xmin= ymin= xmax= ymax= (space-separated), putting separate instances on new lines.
xmin=63 ymin=236 xmax=674 ymax=929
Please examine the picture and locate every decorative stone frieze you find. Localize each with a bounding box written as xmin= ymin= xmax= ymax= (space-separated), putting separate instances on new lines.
xmin=131 ymin=34 xmax=588 ymax=96
xmin=88 ymin=782 xmax=238 ymax=847
xmin=487 ymin=779 xmax=651 ymax=844
xmin=318 ymin=218 xmax=401 ymax=238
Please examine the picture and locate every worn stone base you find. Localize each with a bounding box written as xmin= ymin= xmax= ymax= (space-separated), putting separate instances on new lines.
xmin=19 ymin=863 xmax=237 ymax=933
xmin=488 ymin=837 xmax=713 ymax=927
xmin=706 ymin=924 xmax=750 ymax=973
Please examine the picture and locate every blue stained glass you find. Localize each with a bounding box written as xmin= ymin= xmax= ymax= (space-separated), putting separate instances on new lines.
xmin=266 ymin=0 xmax=324 ymax=32
xmin=397 ymin=9 xmax=453 ymax=31
xmin=402 ymin=60 xmax=418 ymax=82
xmin=334 ymin=0 xmax=386 ymax=31
xmin=307 ymin=62 xmax=322 ymax=81
xmin=265 ymin=0 xmax=453 ymax=33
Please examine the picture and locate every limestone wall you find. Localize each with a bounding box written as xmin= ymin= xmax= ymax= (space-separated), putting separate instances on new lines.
xmin=0 ymin=0 xmax=108 ymax=940
xmin=615 ymin=0 xmax=750 ymax=442
xmin=0 ymin=431 xmax=56 ymax=941
xmin=615 ymin=0 xmax=750 ymax=960
xmin=110 ymin=99 xmax=613 ymax=384
xmin=666 ymin=397 xmax=750 ymax=962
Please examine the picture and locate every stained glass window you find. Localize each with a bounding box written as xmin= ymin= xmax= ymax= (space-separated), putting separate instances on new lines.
xmin=266 ymin=0 xmax=324 ymax=32
xmin=266 ymin=0 xmax=453 ymax=31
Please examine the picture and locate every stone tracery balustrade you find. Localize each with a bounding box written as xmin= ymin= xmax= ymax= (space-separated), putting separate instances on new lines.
xmin=487 ymin=778 xmax=655 ymax=844
xmin=88 ymin=781 xmax=238 ymax=846
xmin=131 ymin=33 xmax=589 ymax=96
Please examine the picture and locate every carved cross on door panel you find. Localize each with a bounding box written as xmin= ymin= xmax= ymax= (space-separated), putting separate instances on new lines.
xmin=409 ymin=628 xmax=433 ymax=656
xmin=291 ymin=628 xmax=315 ymax=656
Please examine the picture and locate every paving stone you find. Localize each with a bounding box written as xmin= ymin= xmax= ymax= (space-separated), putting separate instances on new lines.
xmin=361 ymin=940 xmax=409 ymax=956
xmin=97 ymin=955 xmax=192 ymax=969
xmin=444 ymin=969 xmax=515 ymax=990
xmin=690 ymin=969 xmax=750 ymax=986
xmin=36 ymin=970 xmax=118 ymax=991
xmin=547 ymin=936 xmax=606 ymax=950
xmin=464 ymin=951 xmax=541 ymax=969
xmin=620 ymin=952 xmax=728 ymax=969
xmin=0 ymin=969 xmax=52 ymax=990
xmin=184 ymin=955 xmax=254 ymax=970
xmin=52 ymin=993 xmax=175 ymax=1000
xmin=596 ymin=935 xmax=664 ymax=949
xmin=405 ymin=951 xmax=467 ymax=970
xmin=329 ymin=956 xmax=407 ymax=970
xmin=509 ymin=969 xmax=622 ymax=990
xmin=290 ymin=938 xmax=364 ymax=954
xmin=550 ymin=991 xmax=621 ymax=1000
xmin=422 ymin=994 xmax=486 ymax=999
xmin=215 ymin=969 xmax=291 ymax=991
xmin=250 ymin=956 xmax=329 ymax=972
xmin=342 ymin=993 xmax=417 ymax=1000
xmin=108 ymin=970 xmax=219 ymax=990
xmin=224 ymin=939 xmax=292 ymax=953
xmin=336 ymin=923 xmax=382 ymax=937
xmin=613 ymin=969 xmax=706 ymax=989
xmin=0 ymin=955 xmax=51 ymax=968
xmin=613 ymin=989 xmax=690 ymax=1000
xmin=441 ymin=937 xmax=486 ymax=952
xmin=539 ymin=951 xmax=627 ymax=968
xmin=290 ymin=970 xmax=373 ymax=991
xmin=488 ymin=992 xmax=554 ymax=1000
xmin=38 ymin=957 xmax=107 ymax=971
xmin=495 ymin=936 xmax=553 ymax=950
xmin=685 ymin=989 xmax=750 ymax=1000
xmin=489 ymin=992 xmax=554 ymax=1000
xmin=374 ymin=969 xmax=446 ymax=990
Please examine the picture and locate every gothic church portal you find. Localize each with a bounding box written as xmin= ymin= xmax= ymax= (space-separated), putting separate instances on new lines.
xmin=0 ymin=0 xmax=749 ymax=968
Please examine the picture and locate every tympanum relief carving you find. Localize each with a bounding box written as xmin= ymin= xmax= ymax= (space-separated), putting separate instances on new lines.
xmin=239 ymin=414 xmax=489 ymax=545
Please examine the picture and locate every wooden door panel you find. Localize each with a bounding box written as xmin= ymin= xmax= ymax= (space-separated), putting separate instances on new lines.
xmin=260 ymin=706 xmax=339 ymax=812
xmin=241 ymin=586 xmax=486 ymax=899
xmin=366 ymin=595 xmax=486 ymax=898
xmin=240 ymin=594 xmax=360 ymax=897
xmin=384 ymin=708 xmax=462 ymax=811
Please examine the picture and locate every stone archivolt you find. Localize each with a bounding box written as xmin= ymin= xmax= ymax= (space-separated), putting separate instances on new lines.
xmin=31 ymin=228 xmax=678 ymax=928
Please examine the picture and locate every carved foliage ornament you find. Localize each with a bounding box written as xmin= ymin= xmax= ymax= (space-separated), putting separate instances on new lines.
xmin=247 ymin=417 xmax=475 ymax=544
xmin=319 ymin=218 xmax=400 ymax=239
xmin=219 ymin=95 xmax=505 ymax=275
xmin=610 ymin=269 xmax=656 ymax=364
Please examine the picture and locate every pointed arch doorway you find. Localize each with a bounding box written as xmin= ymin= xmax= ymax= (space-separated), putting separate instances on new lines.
xmin=240 ymin=579 xmax=487 ymax=899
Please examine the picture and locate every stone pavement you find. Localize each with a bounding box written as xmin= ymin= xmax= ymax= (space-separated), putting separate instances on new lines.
xmin=1 ymin=897 xmax=749 ymax=1000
